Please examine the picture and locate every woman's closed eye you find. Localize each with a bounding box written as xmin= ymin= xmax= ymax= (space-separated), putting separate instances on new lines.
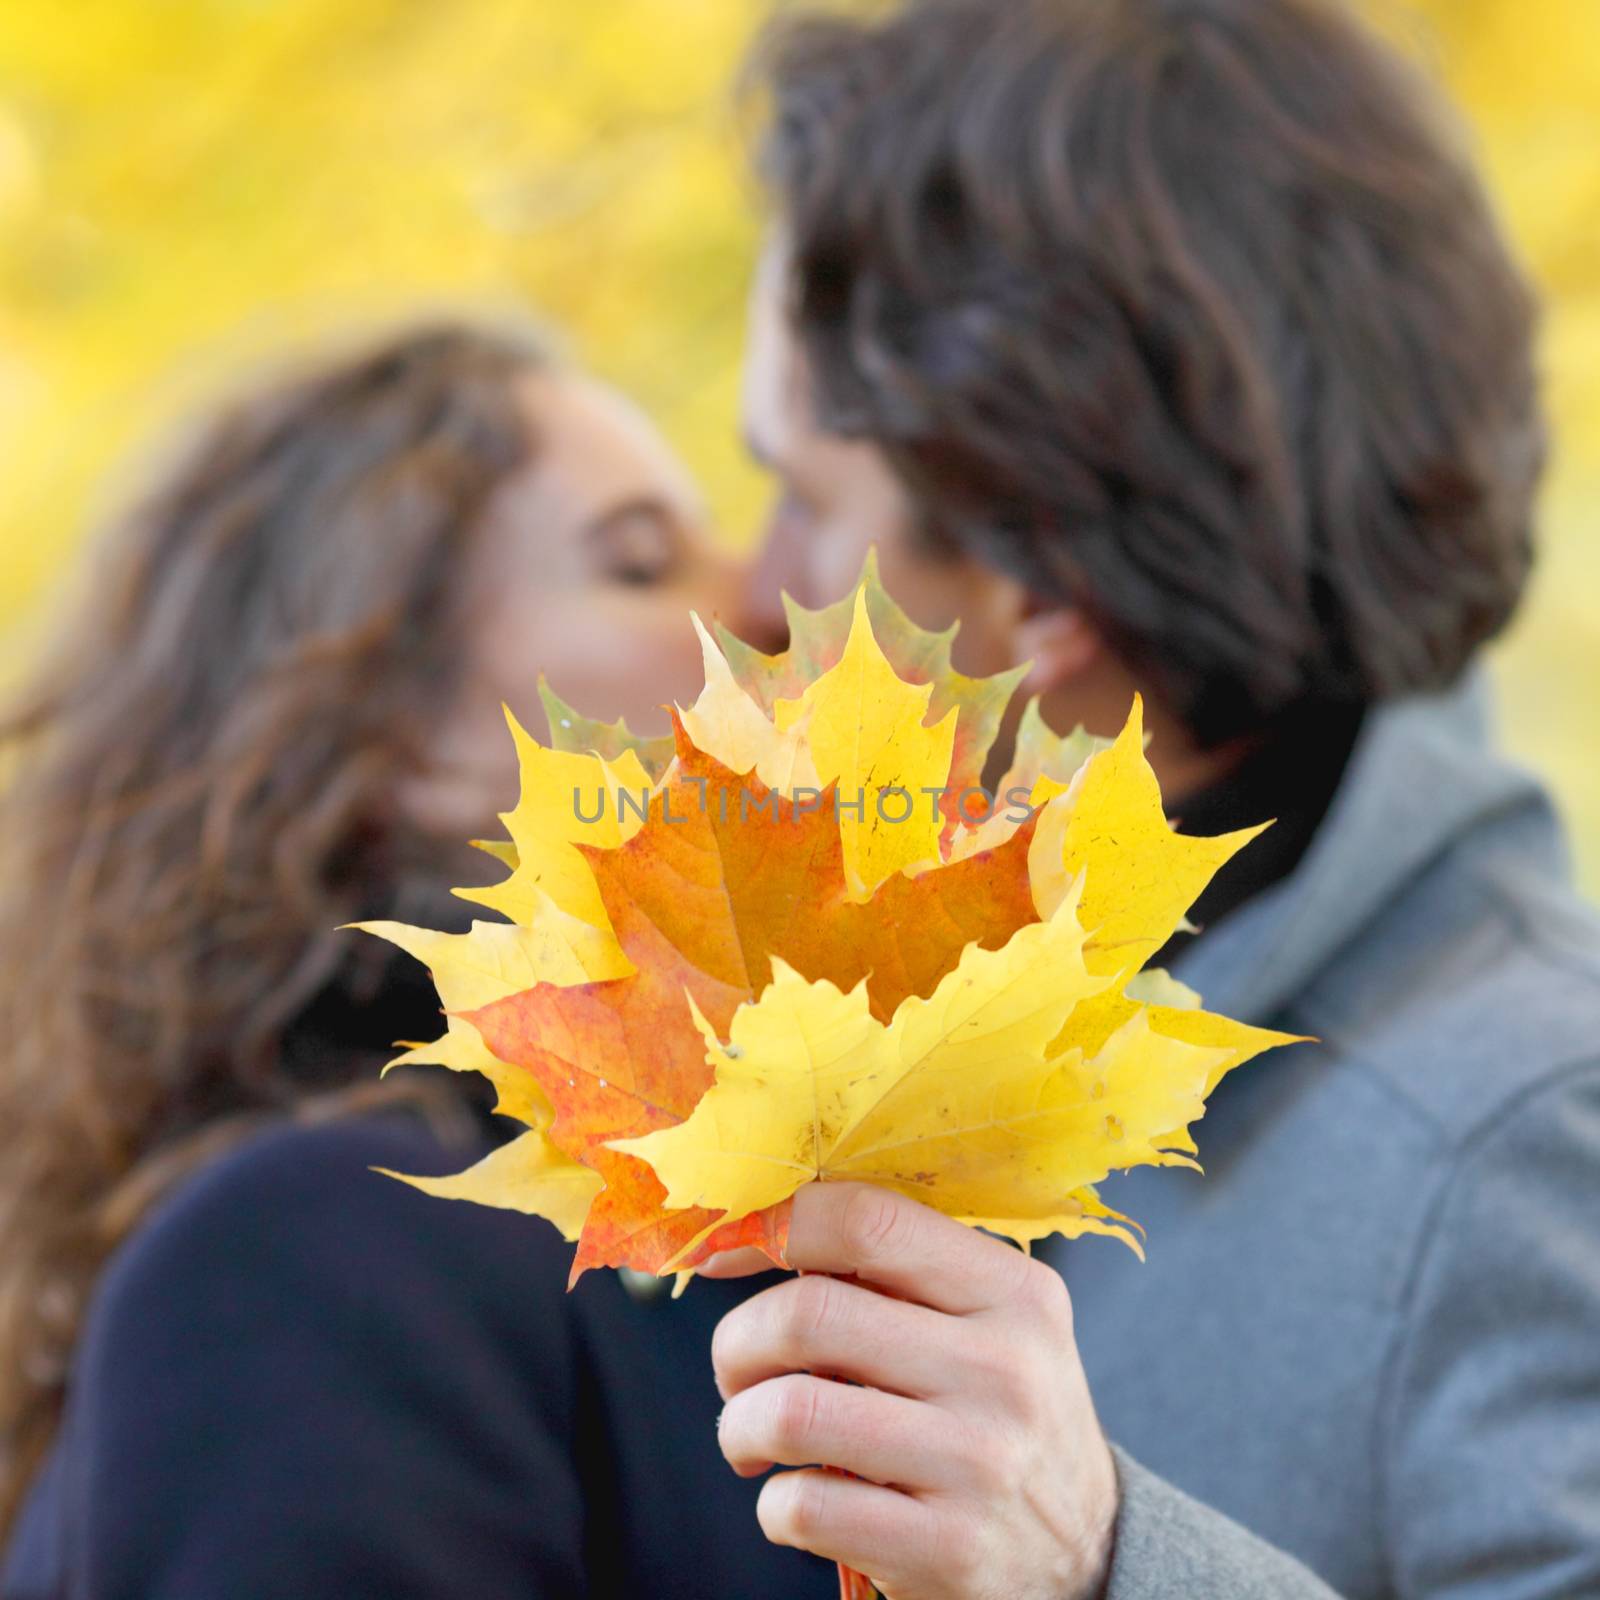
xmin=588 ymin=499 xmax=687 ymax=588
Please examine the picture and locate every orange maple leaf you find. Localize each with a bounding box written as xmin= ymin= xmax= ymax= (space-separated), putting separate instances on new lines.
xmin=465 ymin=715 xmax=1043 ymax=1283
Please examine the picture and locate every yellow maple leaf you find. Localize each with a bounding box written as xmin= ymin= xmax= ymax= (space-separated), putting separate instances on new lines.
xmin=454 ymin=706 xmax=653 ymax=934
xmin=1028 ymin=694 xmax=1267 ymax=977
xmin=1000 ymin=696 xmax=1112 ymax=797
xmin=1034 ymin=961 xmax=1305 ymax=1159
xmin=943 ymin=697 xmax=1116 ymax=863
xmin=374 ymin=1128 xmax=602 ymax=1244
xmin=611 ymin=879 xmax=1235 ymax=1262
xmin=713 ymin=549 xmax=1027 ymax=823
xmin=774 ymin=588 xmax=957 ymax=897
xmin=679 ymin=613 xmax=819 ymax=793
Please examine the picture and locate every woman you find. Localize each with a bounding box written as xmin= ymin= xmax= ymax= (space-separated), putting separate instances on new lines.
xmin=0 ymin=321 xmax=810 ymax=1596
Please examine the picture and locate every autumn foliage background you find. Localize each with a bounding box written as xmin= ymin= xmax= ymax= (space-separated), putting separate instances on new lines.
xmin=0 ymin=0 xmax=1596 ymax=888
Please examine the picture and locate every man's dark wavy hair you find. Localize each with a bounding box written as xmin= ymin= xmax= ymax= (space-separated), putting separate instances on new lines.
xmin=750 ymin=0 xmax=1545 ymax=744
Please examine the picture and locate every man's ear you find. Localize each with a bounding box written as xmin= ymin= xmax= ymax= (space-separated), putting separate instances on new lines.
xmin=1014 ymin=602 xmax=1101 ymax=694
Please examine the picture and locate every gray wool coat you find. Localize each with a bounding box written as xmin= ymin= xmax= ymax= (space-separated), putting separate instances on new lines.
xmin=1045 ymin=674 xmax=1600 ymax=1597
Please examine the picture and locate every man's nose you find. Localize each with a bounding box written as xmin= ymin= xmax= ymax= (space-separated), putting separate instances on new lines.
xmin=729 ymin=535 xmax=793 ymax=656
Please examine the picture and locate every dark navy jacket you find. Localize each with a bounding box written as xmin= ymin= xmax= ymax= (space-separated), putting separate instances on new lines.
xmin=4 ymin=1110 xmax=833 ymax=1598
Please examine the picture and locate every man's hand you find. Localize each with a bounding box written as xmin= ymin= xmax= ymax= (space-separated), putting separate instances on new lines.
xmin=700 ymin=1183 xmax=1119 ymax=1600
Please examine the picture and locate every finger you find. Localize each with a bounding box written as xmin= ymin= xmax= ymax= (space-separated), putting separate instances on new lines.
xmin=757 ymin=1468 xmax=934 ymax=1584
xmin=719 ymin=1372 xmax=968 ymax=1490
xmin=695 ymin=1247 xmax=777 ymax=1278
xmin=784 ymin=1182 xmax=1036 ymax=1315
xmin=712 ymin=1271 xmax=963 ymax=1401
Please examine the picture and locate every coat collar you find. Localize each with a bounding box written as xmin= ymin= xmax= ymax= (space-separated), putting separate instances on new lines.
xmin=1167 ymin=669 xmax=1565 ymax=1025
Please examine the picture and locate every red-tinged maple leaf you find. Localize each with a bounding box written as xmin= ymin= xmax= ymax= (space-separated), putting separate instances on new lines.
xmin=462 ymin=713 xmax=1043 ymax=1282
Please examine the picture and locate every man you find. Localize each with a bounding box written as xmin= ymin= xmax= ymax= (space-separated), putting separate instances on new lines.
xmin=706 ymin=0 xmax=1600 ymax=1594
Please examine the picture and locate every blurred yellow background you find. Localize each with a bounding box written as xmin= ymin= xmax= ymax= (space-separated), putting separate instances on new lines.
xmin=0 ymin=1 xmax=1595 ymax=885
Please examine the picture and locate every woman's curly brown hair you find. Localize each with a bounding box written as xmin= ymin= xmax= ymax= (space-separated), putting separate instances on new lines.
xmin=0 ymin=320 xmax=546 ymax=1533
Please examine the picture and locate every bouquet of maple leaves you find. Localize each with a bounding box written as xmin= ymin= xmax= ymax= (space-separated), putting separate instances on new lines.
xmin=356 ymin=556 xmax=1294 ymax=1597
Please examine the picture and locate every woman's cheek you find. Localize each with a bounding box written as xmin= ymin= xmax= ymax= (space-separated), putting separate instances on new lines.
xmin=525 ymin=595 xmax=703 ymax=736
xmin=597 ymin=603 xmax=712 ymax=731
